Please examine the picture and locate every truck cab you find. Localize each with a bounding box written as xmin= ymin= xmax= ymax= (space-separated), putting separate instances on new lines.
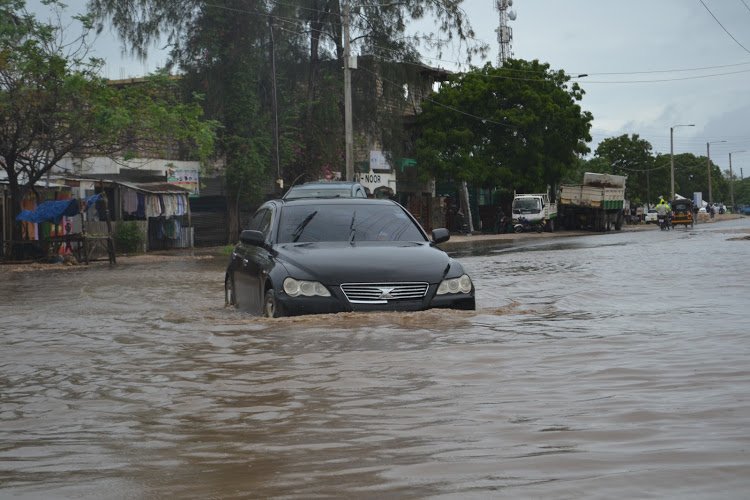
xmin=511 ymin=192 xmax=557 ymax=231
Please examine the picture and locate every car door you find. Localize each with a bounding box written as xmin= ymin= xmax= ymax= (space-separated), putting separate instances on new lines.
xmin=234 ymin=207 xmax=274 ymax=313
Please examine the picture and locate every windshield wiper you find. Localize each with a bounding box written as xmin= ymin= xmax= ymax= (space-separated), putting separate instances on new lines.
xmin=348 ymin=211 xmax=357 ymax=244
xmin=292 ymin=210 xmax=317 ymax=242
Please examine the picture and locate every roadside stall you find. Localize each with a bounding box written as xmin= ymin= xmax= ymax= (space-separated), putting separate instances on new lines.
xmin=14 ymin=194 xmax=116 ymax=264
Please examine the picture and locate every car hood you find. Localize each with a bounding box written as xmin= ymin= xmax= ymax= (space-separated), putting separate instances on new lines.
xmin=275 ymin=241 xmax=454 ymax=284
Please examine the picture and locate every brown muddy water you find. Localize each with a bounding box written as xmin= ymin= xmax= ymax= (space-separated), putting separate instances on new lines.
xmin=1 ymin=219 xmax=750 ymax=499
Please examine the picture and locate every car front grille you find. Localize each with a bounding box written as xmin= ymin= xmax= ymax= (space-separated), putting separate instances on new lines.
xmin=340 ymin=282 xmax=429 ymax=304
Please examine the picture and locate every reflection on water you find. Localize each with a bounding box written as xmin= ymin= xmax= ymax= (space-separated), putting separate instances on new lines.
xmin=2 ymin=220 xmax=750 ymax=498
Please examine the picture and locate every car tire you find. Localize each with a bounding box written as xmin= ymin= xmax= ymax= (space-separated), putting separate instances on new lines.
xmin=263 ymin=288 xmax=284 ymax=318
xmin=225 ymin=275 xmax=237 ymax=308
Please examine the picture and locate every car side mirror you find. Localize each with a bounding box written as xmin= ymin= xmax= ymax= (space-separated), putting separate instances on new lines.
xmin=431 ymin=227 xmax=450 ymax=245
xmin=240 ymin=229 xmax=265 ymax=246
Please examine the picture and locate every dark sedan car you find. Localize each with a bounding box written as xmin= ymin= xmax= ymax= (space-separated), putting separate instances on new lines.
xmin=225 ymin=198 xmax=475 ymax=317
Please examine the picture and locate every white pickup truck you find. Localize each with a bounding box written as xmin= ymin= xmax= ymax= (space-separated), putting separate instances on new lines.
xmin=511 ymin=191 xmax=558 ymax=231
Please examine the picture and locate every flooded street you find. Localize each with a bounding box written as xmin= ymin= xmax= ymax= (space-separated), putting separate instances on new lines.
xmin=2 ymin=219 xmax=750 ymax=499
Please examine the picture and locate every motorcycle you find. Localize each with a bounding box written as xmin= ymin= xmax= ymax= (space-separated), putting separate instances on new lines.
xmin=658 ymin=213 xmax=672 ymax=231
xmin=513 ymin=216 xmax=544 ymax=233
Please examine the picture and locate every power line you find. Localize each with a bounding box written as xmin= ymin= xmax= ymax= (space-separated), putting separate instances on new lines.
xmin=699 ymin=0 xmax=750 ymax=55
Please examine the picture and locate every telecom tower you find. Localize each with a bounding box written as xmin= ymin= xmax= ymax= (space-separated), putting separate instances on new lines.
xmin=495 ymin=0 xmax=517 ymax=66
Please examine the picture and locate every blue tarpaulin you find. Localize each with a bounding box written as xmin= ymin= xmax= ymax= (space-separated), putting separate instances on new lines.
xmin=15 ymin=194 xmax=103 ymax=224
xmin=16 ymin=199 xmax=80 ymax=224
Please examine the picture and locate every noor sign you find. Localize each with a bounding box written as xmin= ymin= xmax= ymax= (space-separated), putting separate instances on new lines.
xmin=355 ymin=151 xmax=396 ymax=194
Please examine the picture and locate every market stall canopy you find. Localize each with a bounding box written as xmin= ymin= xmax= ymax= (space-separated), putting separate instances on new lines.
xmin=15 ymin=195 xmax=102 ymax=224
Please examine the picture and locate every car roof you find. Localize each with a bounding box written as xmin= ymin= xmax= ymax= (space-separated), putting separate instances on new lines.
xmin=282 ymin=181 xmax=366 ymax=199
xmin=272 ymin=197 xmax=395 ymax=207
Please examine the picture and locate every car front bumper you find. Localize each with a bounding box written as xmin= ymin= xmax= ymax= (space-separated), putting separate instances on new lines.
xmin=275 ymin=287 xmax=475 ymax=316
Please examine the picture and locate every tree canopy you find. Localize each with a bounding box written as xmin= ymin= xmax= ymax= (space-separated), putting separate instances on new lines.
xmin=593 ymin=134 xmax=655 ymax=204
xmin=88 ymin=0 xmax=486 ymax=184
xmin=414 ymin=59 xmax=592 ymax=193
xmin=87 ymin=0 xmax=487 ymax=239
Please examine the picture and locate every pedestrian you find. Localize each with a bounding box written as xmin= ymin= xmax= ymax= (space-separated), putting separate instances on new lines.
xmin=496 ymin=207 xmax=507 ymax=234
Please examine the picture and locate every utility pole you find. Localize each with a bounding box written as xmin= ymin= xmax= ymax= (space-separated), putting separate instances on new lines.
xmin=269 ymin=15 xmax=282 ymax=191
xmin=706 ymin=140 xmax=726 ymax=205
xmin=343 ymin=0 xmax=354 ymax=181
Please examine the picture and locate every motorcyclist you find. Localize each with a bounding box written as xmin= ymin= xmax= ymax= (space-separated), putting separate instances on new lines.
xmin=656 ymin=196 xmax=672 ymax=229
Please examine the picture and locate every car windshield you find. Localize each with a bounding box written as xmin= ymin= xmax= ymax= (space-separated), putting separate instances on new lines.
xmin=277 ymin=204 xmax=426 ymax=243
xmin=512 ymin=198 xmax=541 ymax=213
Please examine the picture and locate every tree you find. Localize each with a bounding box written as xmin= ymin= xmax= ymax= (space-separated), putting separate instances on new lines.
xmin=414 ymin=59 xmax=592 ymax=193
xmin=593 ymin=134 xmax=655 ymax=204
xmin=88 ymin=0 xmax=487 ymax=224
xmin=0 ymin=1 xmax=216 ymax=248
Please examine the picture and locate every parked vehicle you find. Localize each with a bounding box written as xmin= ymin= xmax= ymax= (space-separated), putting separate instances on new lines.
xmin=558 ymin=172 xmax=626 ymax=232
xmin=511 ymin=190 xmax=557 ymax=231
xmin=283 ymin=181 xmax=367 ymax=200
xmin=741 ymin=206 xmax=750 ymax=215
xmin=644 ymin=209 xmax=658 ymax=223
xmin=225 ymin=197 xmax=475 ymax=317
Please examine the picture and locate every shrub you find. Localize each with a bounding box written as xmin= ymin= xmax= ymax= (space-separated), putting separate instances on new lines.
xmin=114 ymin=221 xmax=144 ymax=254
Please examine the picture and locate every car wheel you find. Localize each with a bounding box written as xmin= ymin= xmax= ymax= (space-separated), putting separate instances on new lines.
xmin=263 ymin=288 xmax=284 ymax=318
xmin=225 ymin=275 xmax=237 ymax=308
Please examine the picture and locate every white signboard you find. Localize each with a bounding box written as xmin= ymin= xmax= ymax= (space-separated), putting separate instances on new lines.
xmin=369 ymin=150 xmax=392 ymax=172
xmin=167 ymin=168 xmax=200 ymax=197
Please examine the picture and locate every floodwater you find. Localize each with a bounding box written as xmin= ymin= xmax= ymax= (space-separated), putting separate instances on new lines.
xmin=1 ymin=219 xmax=749 ymax=499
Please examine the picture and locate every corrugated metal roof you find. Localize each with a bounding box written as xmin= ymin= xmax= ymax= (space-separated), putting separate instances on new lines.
xmin=118 ymin=181 xmax=191 ymax=194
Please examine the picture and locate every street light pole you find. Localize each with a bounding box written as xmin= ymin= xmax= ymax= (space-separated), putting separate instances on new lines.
xmin=706 ymin=140 xmax=726 ymax=205
xmin=729 ymin=150 xmax=745 ymax=213
xmin=670 ymin=123 xmax=695 ymax=201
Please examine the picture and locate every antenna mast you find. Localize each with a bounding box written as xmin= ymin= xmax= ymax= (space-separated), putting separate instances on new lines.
xmin=495 ymin=0 xmax=517 ymax=66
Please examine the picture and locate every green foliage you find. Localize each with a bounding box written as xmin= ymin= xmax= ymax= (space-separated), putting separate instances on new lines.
xmin=415 ymin=60 xmax=593 ymax=193
xmin=734 ymin=178 xmax=750 ymax=207
xmin=593 ymin=134 xmax=655 ymax=203
xmin=113 ymin=221 xmax=144 ymax=254
xmin=88 ymin=0 xmax=487 ymax=194
xmin=583 ymin=138 xmax=731 ymax=206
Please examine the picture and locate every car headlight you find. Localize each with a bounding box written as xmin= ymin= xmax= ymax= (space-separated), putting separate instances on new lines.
xmin=283 ymin=277 xmax=331 ymax=297
xmin=437 ymin=274 xmax=473 ymax=295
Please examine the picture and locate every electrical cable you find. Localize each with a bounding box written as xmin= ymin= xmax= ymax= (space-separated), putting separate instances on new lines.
xmin=699 ymin=0 xmax=750 ymax=54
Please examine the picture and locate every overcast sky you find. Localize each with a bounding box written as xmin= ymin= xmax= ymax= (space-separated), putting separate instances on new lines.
xmin=28 ymin=0 xmax=750 ymax=175
xmin=453 ymin=0 xmax=750 ymax=176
